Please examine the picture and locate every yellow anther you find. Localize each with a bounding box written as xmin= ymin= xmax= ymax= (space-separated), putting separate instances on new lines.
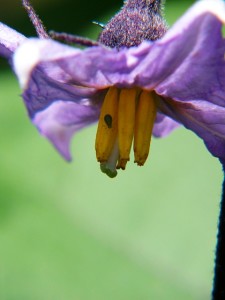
xmin=95 ymin=87 xmax=119 ymax=162
xmin=134 ymin=91 xmax=157 ymax=166
xmin=96 ymin=87 xmax=158 ymax=177
xmin=117 ymin=88 xmax=137 ymax=170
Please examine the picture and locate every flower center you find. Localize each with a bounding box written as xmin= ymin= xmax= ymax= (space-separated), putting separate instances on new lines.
xmin=95 ymin=87 xmax=157 ymax=177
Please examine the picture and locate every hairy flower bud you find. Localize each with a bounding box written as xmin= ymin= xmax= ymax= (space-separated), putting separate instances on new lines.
xmin=98 ymin=0 xmax=167 ymax=48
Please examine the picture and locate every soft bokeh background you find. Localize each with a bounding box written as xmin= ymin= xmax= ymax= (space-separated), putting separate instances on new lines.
xmin=0 ymin=1 xmax=222 ymax=299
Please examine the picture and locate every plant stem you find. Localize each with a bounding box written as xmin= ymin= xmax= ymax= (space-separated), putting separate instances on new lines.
xmin=212 ymin=163 xmax=225 ymax=299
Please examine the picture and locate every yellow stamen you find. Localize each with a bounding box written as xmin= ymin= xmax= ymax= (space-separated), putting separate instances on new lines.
xmin=134 ymin=91 xmax=157 ymax=166
xmin=95 ymin=87 xmax=119 ymax=162
xmin=95 ymin=87 xmax=158 ymax=177
xmin=117 ymin=88 xmax=137 ymax=170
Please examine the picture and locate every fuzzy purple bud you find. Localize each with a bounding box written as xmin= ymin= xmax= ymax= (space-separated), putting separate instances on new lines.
xmin=98 ymin=0 xmax=167 ymax=48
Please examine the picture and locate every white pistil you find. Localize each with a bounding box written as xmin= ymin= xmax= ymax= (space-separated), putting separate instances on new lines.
xmin=100 ymin=139 xmax=119 ymax=178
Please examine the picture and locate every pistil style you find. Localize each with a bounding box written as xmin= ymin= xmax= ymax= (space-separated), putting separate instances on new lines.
xmin=100 ymin=139 xmax=119 ymax=178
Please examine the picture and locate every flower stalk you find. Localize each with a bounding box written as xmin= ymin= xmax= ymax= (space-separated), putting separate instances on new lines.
xmin=212 ymin=163 xmax=225 ymax=299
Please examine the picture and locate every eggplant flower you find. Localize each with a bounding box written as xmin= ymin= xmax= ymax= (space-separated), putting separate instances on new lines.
xmin=1 ymin=0 xmax=225 ymax=177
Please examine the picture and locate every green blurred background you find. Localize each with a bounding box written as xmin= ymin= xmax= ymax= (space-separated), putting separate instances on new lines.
xmin=0 ymin=0 xmax=222 ymax=299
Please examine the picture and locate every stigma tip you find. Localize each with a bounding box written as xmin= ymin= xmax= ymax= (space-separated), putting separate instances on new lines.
xmin=100 ymin=163 xmax=117 ymax=178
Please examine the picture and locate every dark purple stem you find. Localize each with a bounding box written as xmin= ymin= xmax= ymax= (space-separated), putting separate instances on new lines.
xmin=49 ymin=31 xmax=100 ymax=47
xmin=22 ymin=0 xmax=49 ymax=38
xmin=212 ymin=161 xmax=225 ymax=299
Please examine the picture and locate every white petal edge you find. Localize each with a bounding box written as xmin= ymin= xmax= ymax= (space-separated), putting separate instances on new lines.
xmin=13 ymin=38 xmax=81 ymax=89
xmin=0 ymin=22 xmax=26 ymax=53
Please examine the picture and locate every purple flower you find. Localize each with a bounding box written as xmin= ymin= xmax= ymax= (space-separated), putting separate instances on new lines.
xmin=0 ymin=0 xmax=225 ymax=177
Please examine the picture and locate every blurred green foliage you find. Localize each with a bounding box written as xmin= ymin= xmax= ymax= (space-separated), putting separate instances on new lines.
xmin=0 ymin=0 xmax=222 ymax=299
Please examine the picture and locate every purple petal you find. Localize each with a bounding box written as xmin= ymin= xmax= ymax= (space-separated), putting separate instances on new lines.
xmin=22 ymin=63 xmax=104 ymax=118
xmin=0 ymin=23 xmax=26 ymax=59
xmin=13 ymin=38 xmax=81 ymax=89
xmin=153 ymin=113 xmax=180 ymax=138
xmin=13 ymin=38 xmax=159 ymax=97
xmin=155 ymin=14 xmax=225 ymax=108
xmin=12 ymin=39 xmax=106 ymax=160
xmin=33 ymin=100 xmax=100 ymax=160
xmin=148 ymin=0 xmax=225 ymax=159
xmin=135 ymin=0 xmax=225 ymax=93
xmin=158 ymin=97 xmax=225 ymax=160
